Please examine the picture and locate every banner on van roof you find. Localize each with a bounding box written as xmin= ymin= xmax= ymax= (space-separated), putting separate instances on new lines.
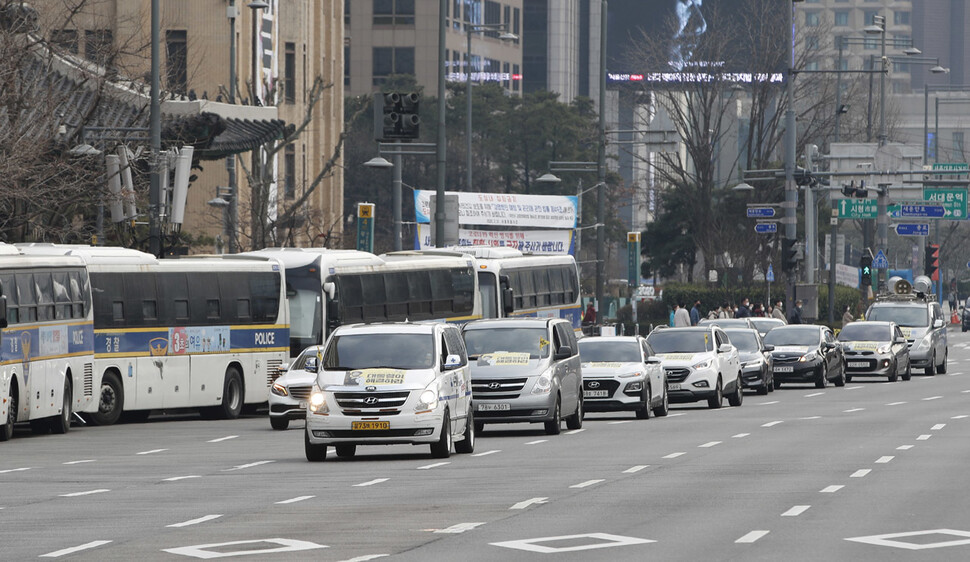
xmin=415 ymin=224 xmax=574 ymax=256
xmin=414 ymin=190 xmax=577 ymax=229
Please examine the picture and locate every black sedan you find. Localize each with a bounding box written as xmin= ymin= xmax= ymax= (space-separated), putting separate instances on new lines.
xmin=838 ymin=321 xmax=911 ymax=382
xmin=764 ymin=325 xmax=845 ymax=388
xmin=724 ymin=327 xmax=775 ymax=395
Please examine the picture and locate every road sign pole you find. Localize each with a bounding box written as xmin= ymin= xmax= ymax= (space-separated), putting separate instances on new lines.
xmin=828 ymin=205 xmax=838 ymax=324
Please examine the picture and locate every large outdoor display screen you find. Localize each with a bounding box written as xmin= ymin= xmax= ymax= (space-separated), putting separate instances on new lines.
xmin=606 ymin=0 xmax=787 ymax=84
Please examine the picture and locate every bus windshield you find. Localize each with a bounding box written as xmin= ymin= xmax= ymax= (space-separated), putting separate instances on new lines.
xmin=285 ymin=264 xmax=323 ymax=358
xmin=323 ymin=333 xmax=435 ymax=370
xmin=477 ymin=271 xmax=498 ymax=318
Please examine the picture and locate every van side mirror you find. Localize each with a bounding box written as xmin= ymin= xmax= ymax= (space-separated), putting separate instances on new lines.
xmin=0 ymin=297 xmax=7 ymax=329
xmin=933 ymin=319 xmax=944 ymax=328
xmin=554 ymin=345 xmax=572 ymax=360
xmin=444 ymin=354 xmax=462 ymax=369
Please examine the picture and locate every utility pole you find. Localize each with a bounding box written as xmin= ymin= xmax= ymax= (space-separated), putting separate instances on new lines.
xmin=783 ymin=1 xmax=799 ymax=314
xmin=148 ymin=0 xmax=161 ymax=257
xmin=595 ymin=0 xmax=607 ymax=319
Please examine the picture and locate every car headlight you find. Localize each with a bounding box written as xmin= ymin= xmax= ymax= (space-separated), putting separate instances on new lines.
xmin=915 ymin=335 xmax=932 ymax=351
xmin=271 ymin=382 xmax=288 ymax=397
xmin=798 ymin=352 xmax=818 ymax=362
xmin=416 ymin=382 xmax=439 ymax=411
xmin=877 ymin=344 xmax=892 ymax=354
xmin=742 ymin=360 xmax=761 ymax=369
xmin=308 ymin=386 xmax=329 ymax=414
xmin=618 ymin=371 xmax=642 ymax=379
xmin=532 ymin=371 xmax=554 ymax=395
xmin=692 ymin=359 xmax=712 ymax=370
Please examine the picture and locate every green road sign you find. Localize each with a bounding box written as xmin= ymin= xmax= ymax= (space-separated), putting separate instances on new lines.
xmin=931 ymin=162 xmax=968 ymax=171
xmin=923 ymin=188 xmax=967 ymax=219
xmin=838 ymin=198 xmax=878 ymax=219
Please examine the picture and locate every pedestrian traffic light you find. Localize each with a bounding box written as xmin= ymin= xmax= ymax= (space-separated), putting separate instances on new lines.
xmin=782 ymin=238 xmax=799 ymax=273
xmin=860 ymin=250 xmax=873 ymax=288
xmin=925 ymin=244 xmax=940 ymax=281
xmin=374 ymin=91 xmax=420 ymax=141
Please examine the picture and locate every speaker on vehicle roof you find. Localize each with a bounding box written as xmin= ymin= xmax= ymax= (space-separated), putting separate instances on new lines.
xmin=888 ymin=276 xmax=912 ymax=295
xmin=913 ymin=275 xmax=932 ymax=295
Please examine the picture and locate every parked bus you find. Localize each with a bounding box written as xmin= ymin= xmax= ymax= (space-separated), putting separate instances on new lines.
xmin=17 ymin=244 xmax=289 ymax=425
xmin=246 ymin=248 xmax=479 ymax=359
xmin=1 ymin=245 xmax=95 ymax=441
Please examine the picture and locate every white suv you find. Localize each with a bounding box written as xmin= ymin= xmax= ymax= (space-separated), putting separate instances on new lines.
xmin=645 ymin=326 xmax=742 ymax=409
xmin=304 ymin=322 xmax=474 ymax=461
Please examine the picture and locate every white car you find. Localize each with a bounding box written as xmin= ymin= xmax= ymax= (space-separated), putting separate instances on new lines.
xmin=645 ymin=326 xmax=742 ymax=409
xmin=304 ymin=322 xmax=475 ymax=461
xmin=269 ymin=346 xmax=324 ymax=430
xmin=578 ymin=336 xmax=668 ymax=419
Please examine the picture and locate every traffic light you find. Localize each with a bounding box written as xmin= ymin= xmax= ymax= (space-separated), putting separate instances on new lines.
xmin=925 ymin=244 xmax=940 ymax=281
xmin=782 ymin=238 xmax=799 ymax=273
xmin=860 ymin=250 xmax=873 ymax=288
xmin=374 ymin=91 xmax=420 ymax=141
xmin=841 ymin=180 xmax=868 ymax=198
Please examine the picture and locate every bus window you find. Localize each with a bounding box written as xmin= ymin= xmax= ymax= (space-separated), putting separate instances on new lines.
xmin=477 ymin=271 xmax=498 ymax=318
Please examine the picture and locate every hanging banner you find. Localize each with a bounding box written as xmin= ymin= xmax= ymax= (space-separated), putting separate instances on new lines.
xmin=414 ymin=190 xmax=577 ymax=229
xmin=415 ymin=224 xmax=573 ymax=255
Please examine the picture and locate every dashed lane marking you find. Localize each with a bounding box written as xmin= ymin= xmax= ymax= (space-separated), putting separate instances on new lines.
xmin=570 ymin=479 xmax=605 ymax=489
xmin=338 ymin=556 xmax=390 ymax=562
xmin=668 ymin=413 xmax=686 ymax=417
xmin=354 ymin=478 xmax=389 ymax=487
xmin=821 ymin=485 xmax=844 ymax=493
xmin=223 ymin=460 xmax=275 ymax=471
xmin=163 ymin=476 xmax=201 ymax=482
xmin=844 ymin=408 xmax=866 ymax=413
xmin=136 ymin=449 xmax=168 ymax=455
xmin=953 ymin=415 xmax=969 ymax=419
xmin=623 ymin=465 xmax=649 ymax=474
xmin=917 ymin=434 xmax=932 ymax=440
xmin=433 ymin=522 xmax=485 ymax=534
xmin=416 ymin=462 xmax=450 ymax=470
xmin=736 ymin=531 xmax=770 ymax=544
xmin=525 ymin=440 xmax=548 ymax=445
xmin=923 ymin=396 xmax=943 ymax=401
xmin=897 ymin=445 xmax=915 ymax=450
xmin=63 ymin=460 xmax=96 ymax=465
xmin=799 ymin=416 xmax=821 ymax=420
xmin=762 ymin=421 xmax=784 ymax=427
xmin=699 ymin=441 xmax=721 ymax=448
xmin=875 ymin=456 xmax=894 ymax=464
xmin=851 ymin=469 xmax=872 ymax=478
xmin=931 ymin=424 xmax=946 ymax=430
xmin=662 ymin=452 xmax=685 ymax=459
xmin=0 ymin=467 xmax=31 ymax=474
xmin=782 ymin=505 xmax=811 ymax=517
xmin=608 ymin=421 xmax=634 ymax=425
xmin=207 ymin=435 xmax=238 ymax=443
xmin=758 ymin=401 xmax=780 ymax=405
xmin=59 ymin=489 xmax=109 ymax=497
xmin=886 ymin=402 xmax=907 ymax=406
xmin=276 ymin=496 xmax=314 ymax=504
xmin=805 ymin=392 xmax=824 ymax=397
xmin=566 ymin=429 xmax=586 ymax=435
xmin=732 ymin=433 xmax=750 ymax=438
xmin=472 ymin=450 xmax=501 ymax=457
xmin=167 ymin=514 xmax=222 ymax=528
xmin=40 ymin=541 xmax=112 ymax=558
xmin=510 ymin=497 xmax=548 ymax=510
xmin=846 ymin=386 xmax=864 ymax=390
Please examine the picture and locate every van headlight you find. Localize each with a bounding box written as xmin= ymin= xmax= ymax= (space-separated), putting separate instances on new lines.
xmin=532 ymin=371 xmax=553 ymax=395
xmin=271 ymin=382 xmax=288 ymax=397
xmin=417 ymin=383 xmax=439 ymax=411
xmin=308 ymin=386 xmax=329 ymax=414
xmin=914 ymin=335 xmax=932 ymax=351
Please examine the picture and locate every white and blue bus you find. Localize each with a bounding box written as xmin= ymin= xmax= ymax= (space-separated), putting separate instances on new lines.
xmin=17 ymin=244 xmax=289 ymax=424
xmin=1 ymin=245 xmax=95 ymax=441
xmin=247 ymin=248 xmax=479 ymax=359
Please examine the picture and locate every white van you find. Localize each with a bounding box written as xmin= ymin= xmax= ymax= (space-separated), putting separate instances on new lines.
xmin=304 ymin=322 xmax=474 ymax=461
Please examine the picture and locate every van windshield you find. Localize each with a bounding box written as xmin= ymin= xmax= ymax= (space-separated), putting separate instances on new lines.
xmin=463 ymin=327 xmax=550 ymax=359
xmin=866 ymin=305 xmax=928 ymax=327
xmin=323 ymin=333 xmax=435 ymax=370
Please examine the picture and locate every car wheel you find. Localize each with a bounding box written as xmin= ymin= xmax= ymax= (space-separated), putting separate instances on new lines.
xmin=430 ymin=412 xmax=452 ymax=458
xmin=888 ymin=360 xmax=899 ymax=383
xmin=455 ymin=411 xmax=476 ymax=454
xmin=544 ymin=397 xmax=562 ymax=435
xmin=707 ymin=378 xmax=723 ymax=409
xmin=653 ymin=385 xmax=669 ymax=417
xmin=635 ymin=387 xmax=651 ymax=419
xmin=565 ymin=396 xmax=584 ymax=429
xmin=91 ymin=371 xmax=124 ymax=426
xmin=938 ymin=350 xmax=948 ymax=374
xmin=902 ymin=360 xmax=912 ymax=381
xmin=757 ymin=375 xmax=769 ymax=395
xmin=270 ymin=416 xmax=289 ymax=431
xmin=925 ymin=352 xmax=936 ymax=376
xmin=727 ymin=376 xmax=743 ymax=407
xmin=335 ymin=444 xmax=356 ymax=458
xmin=815 ymin=365 xmax=827 ymax=389
xmin=834 ymin=362 xmax=846 ymax=387
xmin=305 ymin=429 xmax=327 ymax=462
xmin=767 ymin=371 xmax=775 ymax=393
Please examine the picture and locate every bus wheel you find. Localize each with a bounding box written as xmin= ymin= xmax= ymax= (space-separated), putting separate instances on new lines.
xmin=50 ymin=379 xmax=72 ymax=434
xmin=218 ymin=367 xmax=244 ymax=420
xmin=0 ymin=385 xmax=16 ymax=441
xmin=91 ymin=372 xmax=123 ymax=426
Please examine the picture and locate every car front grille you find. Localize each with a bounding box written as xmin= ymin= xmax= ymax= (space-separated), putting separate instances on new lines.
xmin=583 ymin=379 xmax=620 ymax=397
xmin=288 ymin=385 xmax=312 ymax=400
xmin=664 ymin=368 xmax=690 ymax=383
xmin=333 ymin=391 xmax=410 ymax=416
xmin=472 ymin=378 xmax=527 ymax=400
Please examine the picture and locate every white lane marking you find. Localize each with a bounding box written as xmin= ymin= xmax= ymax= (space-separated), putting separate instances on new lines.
xmin=662 ymin=452 xmax=685 ymax=459
xmin=886 ymin=402 xmax=907 ymax=406
xmin=799 ymin=416 xmax=821 ymax=420
xmin=491 ymin=533 xmax=655 ymax=553
xmin=472 ymin=450 xmax=501 ymax=457
xmin=167 ymin=514 xmax=222 ymax=528
xmin=950 ymin=372 xmax=964 ymax=376
xmin=59 ymin=489 xmax=110 ymax=497
xmin=820 ymin=485 xmax=844 ymax=493
xmin=570 ymin=479 xmax=605 ymax=489
xmin=931 ymin=424 xmax=946 ymax=430
xmin=805 ymin=392 xmax=824 ymax=397
xmin=63 ymin=460 xmax=96 ymax=465
xmin=354 ymin=478 xmax=389 ymax=487
xmin=668 ymin=413 xmax=686 ymax=417
xmin=762 ymin=421 xmax=784 ymax=427
xmin=699 ymin=441 xmax=721 ymax=448
xmin=846 ymin=386 xmax=864 ymax=390
xmin=40 ymin=540 xmax=112 ymax=558
xmin=917 ymin=434 xmax=932 ymax=441
xmin=733 ymin=433 xmax=750 ymax=438
xmin=897 ymin=445 xmax=914 ymax=450
xmin=875 ymin=456 xmax=894 ymax=464
xmin=223 ymin=460 xmax=275 ymax=471
xmin=952 ymin=415 xmax=969 ymax=419
xmin=845 ymin=529 xmax=970 ymax=550
xmin=923 ymin=396 xmax=943 ymax=401
xmin=566 ymin=429 xmax=586 ymax=435
xmin=0 ymin=467 xmax=31 ymax=474
xmin=276 ymin=496 xmax=314 ymax=504
xmin=782 ymin=505 xmax=811 ymax=517
xmin=434 ymin=522 xmax=485 ymax=534
xmin=163 ymin=475 xmax=201 ymax=482
xmin=759 ymin=401 xmax=780 ymax=405
xmin=163 ymin=538 xmax=327 ymax=558
xmin=417 ymin=462 xmax=450 ymax=470
xmin=963 ymin=390 xmax=970 ymax=393
xmin=338 ymin=556 xmax=389 ymax=562
xmin=136 ymin=449 xmax=167 ymax=455
xmin=208 ymin=435 xmax=238 ymax=443
xmin=510 ymin=497 xmax=548 ymax=510
xmin=736 ymin=531 xmax=770 ymax=544
xmin=844 ymin=408 xmax=866 ymax=413
xmin=851 ymin=469 xmax=872 ymax=478
xmin=623 ymin=465 xmax=649 ymax=474
xmin=608 ymin=420 xmax=633 ymax=425
xmin=525 ymin=440 xmax=548 ymax=445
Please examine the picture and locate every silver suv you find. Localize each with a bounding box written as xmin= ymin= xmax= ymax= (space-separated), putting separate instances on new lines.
xmin=866 ymin=295 xmax=947 ymax=375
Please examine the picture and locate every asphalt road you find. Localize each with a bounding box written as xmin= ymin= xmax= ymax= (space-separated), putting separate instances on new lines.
xmin=3 ymin=328 xmax=970 ymax=561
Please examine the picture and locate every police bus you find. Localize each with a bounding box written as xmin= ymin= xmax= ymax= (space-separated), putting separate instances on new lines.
xmin=246 ymin=248 xmax=479 ymax=359
xmin=17 ymin=244 xmax=289 ymax=424
xmin=1 ymin=244 xmax=95 ymax=441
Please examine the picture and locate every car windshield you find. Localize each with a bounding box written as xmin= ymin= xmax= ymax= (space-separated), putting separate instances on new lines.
xmin=322 ymin=333 xmax=435 ymax=370
xmin=764 ymin=327 xmax=820 ymax=347
xmin=838 ymin=323 xmax=892 ymax=341
xmin=647 ymin=330 xmax=714 ymax=353
xmin=866 ymin=305 xmax=929 ymax=327
xmin=463 ymin=327 xmax=550 ymax=359
xmin=578 ymin=340 xmax=641 ymax=363
xmin=702 ymin=319 xmax=749 ymax=328
xmin=725 ymin=331 xmax=759 ymax=352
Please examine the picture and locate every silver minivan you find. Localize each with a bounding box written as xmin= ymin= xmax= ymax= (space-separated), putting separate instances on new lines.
xmin=461 ymin=318 xmax=583 ymax=435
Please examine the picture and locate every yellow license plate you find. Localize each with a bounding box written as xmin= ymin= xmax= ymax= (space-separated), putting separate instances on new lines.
xmin=352 ymin=421 xmax=389 ymax=430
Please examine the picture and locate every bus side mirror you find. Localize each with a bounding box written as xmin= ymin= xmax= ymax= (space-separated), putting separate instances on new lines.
xmin=502 ymin=287 xmax=514 ymax=315
xmin=326 ymin=299 xmax=340 ymax=332
xmin=0 ymin=297 xmax=6 ymax=329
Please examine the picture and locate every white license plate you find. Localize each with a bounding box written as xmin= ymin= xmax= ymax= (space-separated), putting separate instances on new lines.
xmin=478 ymin=403 xmax=510 ymax=411
xmin=848 ymin=362 xmax=868 ymax=368
xmin=583 ymin=390 xmax=609 ymax=398
xmin=775 ymin=366 xmax=794 ymax=373
xmin=299 ymin=401 xmax=307 ymax=409
xmin=667 ymin=383 xmax=682 ymax=391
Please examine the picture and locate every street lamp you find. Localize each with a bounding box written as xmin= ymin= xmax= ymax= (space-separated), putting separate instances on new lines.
xmin=464 ymin=22 xmax=517 ymax=190
xmin=539 ymin=163 xmax=605 ymax=284
xmin=924 ymin=85 xmax=970 ymax=165
xmin=363 ymin=155 xmax=400 ymax=251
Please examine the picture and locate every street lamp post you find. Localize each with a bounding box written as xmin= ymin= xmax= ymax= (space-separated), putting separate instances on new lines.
xmin=365 ymin=143 xmax=437 ymax=251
